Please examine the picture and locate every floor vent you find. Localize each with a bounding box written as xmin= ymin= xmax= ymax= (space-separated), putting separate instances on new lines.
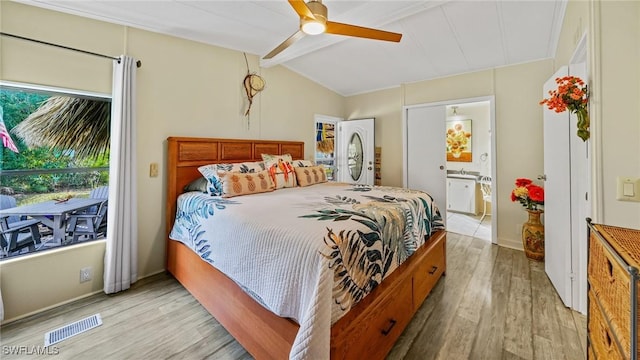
xmin=44 ymin=314 xmax=102 ymax=347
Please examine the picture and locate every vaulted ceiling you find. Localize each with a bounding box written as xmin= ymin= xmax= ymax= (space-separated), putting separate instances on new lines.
xmin=17 ymin=0 xmax=567 ymax=96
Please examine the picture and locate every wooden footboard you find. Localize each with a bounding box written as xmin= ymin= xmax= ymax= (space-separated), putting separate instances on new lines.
xmin=165 ymin=137 xmax=446 ymax=359
xmin=167 ymin=231 xmax=445 ymax=359
xmin=167 ymin=239 xmax=298 ymax=359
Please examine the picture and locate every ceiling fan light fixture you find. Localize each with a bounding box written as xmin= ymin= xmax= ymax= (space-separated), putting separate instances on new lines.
xmin=263 ymin=0 xmax=402 ymax=60
xmin=301 ymin=1 xmax=327 ymax=35
xmin=301 ymin=18 xmax=326 ymax=35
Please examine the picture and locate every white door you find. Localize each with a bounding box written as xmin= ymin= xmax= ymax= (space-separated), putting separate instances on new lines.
xmin=337 ymin=118 xmax=374 ymax=185
xmin=543 ymin=66 xmax=573 ymax=307
xmin=405 ymin=106 xmax=447 ymax=214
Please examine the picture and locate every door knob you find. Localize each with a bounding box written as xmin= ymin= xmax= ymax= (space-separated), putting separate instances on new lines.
xmin=538 ymin=175 xmax=547 ymax=181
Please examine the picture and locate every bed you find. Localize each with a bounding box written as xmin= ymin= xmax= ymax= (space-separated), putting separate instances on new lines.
xmin=165 ymin=137 xmax=447 ymax=360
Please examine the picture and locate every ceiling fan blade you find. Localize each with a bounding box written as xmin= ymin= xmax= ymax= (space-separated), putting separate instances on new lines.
xmin=325 ymin=21 xmax=402 ymax=42
xmin=288 ymin=0 xmax=315 ymax=20
xmin=263 ymin=30 xmax=306 ymax=59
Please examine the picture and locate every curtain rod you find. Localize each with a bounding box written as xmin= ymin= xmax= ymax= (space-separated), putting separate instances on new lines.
xmin=0 ymin=32 xmax=142 ymax=68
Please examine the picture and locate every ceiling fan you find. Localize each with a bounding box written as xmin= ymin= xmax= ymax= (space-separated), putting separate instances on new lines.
xmin=263 ymin=0 xmax=403 ymax=59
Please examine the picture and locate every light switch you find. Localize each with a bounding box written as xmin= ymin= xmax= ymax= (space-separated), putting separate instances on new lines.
xmin=616 ymin=177 xmax=640 ymax=202
xmin=623 ymin=183 xmax=635 ymax=197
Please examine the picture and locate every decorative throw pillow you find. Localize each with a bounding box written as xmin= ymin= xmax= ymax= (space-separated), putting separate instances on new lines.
xmin=198 ymin=161 xmax=264 ymax=195
xmin=216 ymin=170 xmax=275 ymax=198
xmin=183 ymin=177 xmax=208 ymax=193
xmin=290 ymin=159 xmax=315 ymax=167
xmin=261 ymin=154 xmax=296 ymax=189
xmin=294 ymin=165 xmax=328 ymax=187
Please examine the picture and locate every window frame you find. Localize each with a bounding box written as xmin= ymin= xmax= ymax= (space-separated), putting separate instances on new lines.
xmin=0 ymin=80 xmax=112 ymax=260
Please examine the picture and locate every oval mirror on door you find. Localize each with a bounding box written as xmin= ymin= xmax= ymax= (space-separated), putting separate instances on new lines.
xmin=348 ymin=132 xmax=363 ymax=181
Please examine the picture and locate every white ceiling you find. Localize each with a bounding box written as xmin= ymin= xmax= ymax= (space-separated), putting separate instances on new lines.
xmin=17 ymin=0 xmax=567 ymax=96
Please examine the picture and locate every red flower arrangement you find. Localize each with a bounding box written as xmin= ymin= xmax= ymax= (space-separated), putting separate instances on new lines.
xmin=540 ymin=76 xmax=590 ymax=141
xmin=511 ymin=178 xmax=544 ymax=211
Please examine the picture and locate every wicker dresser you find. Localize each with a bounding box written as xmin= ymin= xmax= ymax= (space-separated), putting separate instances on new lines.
xmin=587 ymin=220 xmax=639 ymax=360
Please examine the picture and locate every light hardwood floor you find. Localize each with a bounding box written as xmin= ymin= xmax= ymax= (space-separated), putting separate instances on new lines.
xmin=0 ymin=232 xmax=586 ymax=359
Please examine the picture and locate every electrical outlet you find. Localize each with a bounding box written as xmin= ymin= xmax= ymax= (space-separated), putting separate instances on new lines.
xmin=80 ymin=267 xmax=92 ymax=283
xmin=149 ymin=163 xmax=159 ymax=177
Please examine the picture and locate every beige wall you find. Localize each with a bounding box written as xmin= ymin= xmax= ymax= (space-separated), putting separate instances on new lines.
xmin=593 ymin=0 xmax=640 ymax=227
xmin=346 ymin=60 xmax=554 ymax=249
xmin=0 ymin=1 xmax=344 ymax=322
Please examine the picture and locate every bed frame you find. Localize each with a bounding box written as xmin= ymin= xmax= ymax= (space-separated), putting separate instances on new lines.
xmin=165 ymin=137 xmax=446 ymax=359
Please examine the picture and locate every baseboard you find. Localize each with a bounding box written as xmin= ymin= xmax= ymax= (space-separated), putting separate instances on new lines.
xmin=1 ymin=268 xmax=166 ymax=325
xmin=498 ymin=237 xmax=524 ymax=251
xmin=1 ymin=289 xmax=104 ymax=325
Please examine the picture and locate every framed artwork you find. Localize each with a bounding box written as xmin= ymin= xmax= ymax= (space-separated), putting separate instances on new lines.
xmin=446 ymin=119 xmax=472 ymax=162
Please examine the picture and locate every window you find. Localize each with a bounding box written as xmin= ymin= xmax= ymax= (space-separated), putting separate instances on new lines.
xmin=0 ymin=83 xmax=111 ymax=260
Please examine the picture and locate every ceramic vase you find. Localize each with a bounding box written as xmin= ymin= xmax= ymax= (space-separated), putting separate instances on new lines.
xmin=522 ymin=209 xmax=544 ymax=261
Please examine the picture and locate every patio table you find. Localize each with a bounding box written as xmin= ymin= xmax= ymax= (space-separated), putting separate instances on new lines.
xmin=0 ymin=198 xmax=105 ymax=245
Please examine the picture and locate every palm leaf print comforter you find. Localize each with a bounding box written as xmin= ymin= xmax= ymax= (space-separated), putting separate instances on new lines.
xmin=169 ymin=182 xmax=444 ymax=360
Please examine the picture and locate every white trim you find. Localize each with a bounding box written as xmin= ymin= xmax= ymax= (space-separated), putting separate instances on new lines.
xmin=314 ymin=114 xmax=342 ymax=124
xmin=314 ymin=114 xmax=341 ymax=180
xmin=0 ymin=239 xmax=106 ymax=265
xmin=569 ymin=32 xmax=589 ymax=315
xmin=0 ymin=80 xmax=111 ymax=100
xmin=570 ymin=33 xmax=588 ymax=65
xmin=402 ymin=108 xmax=408 ymax=188
xmin=589 ymin=0 xmax=604 ymax=223
xmin=547 ymin=0 xmax=569 ymax=58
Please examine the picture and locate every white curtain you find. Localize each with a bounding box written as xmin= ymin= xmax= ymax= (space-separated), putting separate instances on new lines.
xmin=0 ymin=288 xmax=4 ymax=321
xmin=104 ymin=56 xmax=138 ymax=294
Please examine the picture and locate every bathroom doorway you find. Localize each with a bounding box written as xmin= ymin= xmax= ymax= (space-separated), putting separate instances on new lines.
xmin=444 ymin=101 xmax=492 ymax=242
xmin=404 ymin=96 xmax=496 ymax=244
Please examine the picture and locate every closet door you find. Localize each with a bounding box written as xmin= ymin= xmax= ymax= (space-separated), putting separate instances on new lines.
xmin=543 ymin=66 xmax=572 ymax=307
xmin=405 ymin=106 xmax=447 ymax=213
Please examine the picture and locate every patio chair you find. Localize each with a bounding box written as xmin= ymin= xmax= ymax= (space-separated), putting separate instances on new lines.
xmin=90 ymin=186 xmax=109 ymax=200
xmin=0 ymin=195 xmax=42 ymax=257
xmin=66 ymin=200 xmax=108 ymax=243
xmin=479 ymin=176 xmax=492 ymax=222
xmin=80 ymin=185 xmax=109 ymax=216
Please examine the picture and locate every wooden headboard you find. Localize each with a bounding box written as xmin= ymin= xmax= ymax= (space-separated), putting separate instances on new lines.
xmin=165 ymin=137 xmax=305 ymax=239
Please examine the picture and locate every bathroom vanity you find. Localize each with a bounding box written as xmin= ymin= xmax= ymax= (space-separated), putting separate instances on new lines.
xmin=447 ymin=171 xmax=482 ymax=215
